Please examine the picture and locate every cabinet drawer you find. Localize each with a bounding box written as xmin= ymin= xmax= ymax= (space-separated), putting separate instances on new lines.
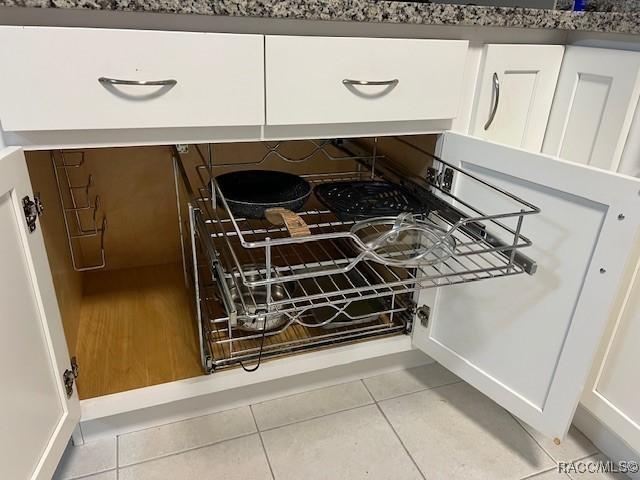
xmin=0 ymin=27 xmax=264 ymax=131
xmin=265 ymin=36 xmax=468 ymax=126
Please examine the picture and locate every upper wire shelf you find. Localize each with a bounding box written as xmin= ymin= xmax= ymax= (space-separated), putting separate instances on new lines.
xmin=174 ymin=138 xmax=540 ymax=324
xmin=194 ymin=139 xmax=377 ymax=168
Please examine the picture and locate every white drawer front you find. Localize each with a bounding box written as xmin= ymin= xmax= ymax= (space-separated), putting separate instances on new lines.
xmin=265 ymin=36 xmax=468 ymax=126
xmin=0 ymin=27 xmax=264 ymax=131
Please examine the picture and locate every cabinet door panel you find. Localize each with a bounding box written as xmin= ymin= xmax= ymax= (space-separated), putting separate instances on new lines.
xmin=471 ymin=44 xmax=564 ymax=151
xmin=0 ymin=148 xmax=79 ymax=479
xmin=413 ymin=132 xmax=640 ymax=439
xmin=543 ymin=46 xmax=640 ymax=171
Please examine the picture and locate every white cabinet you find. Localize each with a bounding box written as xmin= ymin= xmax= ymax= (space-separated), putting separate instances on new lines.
xmin=0 ymin=147 xmax=80 ymax=479
xmin=265 ymin=36 xmax=468 ymax=126
xmin=543 ymin=46 xmax=640 ymax=171
xmin=3 ymin=26 xmax=640 ymax=469
xmin=412 ymin=132 xmax=640 ymax=439
xmin=581 ymin=252 xmax=640 ymax=456
xmin=0 ymin=27 xmax=265 ymax=131
xmin=540 ymin=45 xmax=640 ymax=455
xmin=470 ymin=44 xmax=564 ymax=151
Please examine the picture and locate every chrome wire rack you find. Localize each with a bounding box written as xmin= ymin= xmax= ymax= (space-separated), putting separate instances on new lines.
xmin=198 ymin=278 xmax=410 ymax=369
xmin=193 ymin=143 xmax=537 ymax=301
xmin=173 ymin=138 xmax=540 ymax=372
xmin=51 ymin=150 xmax=107 ymax=272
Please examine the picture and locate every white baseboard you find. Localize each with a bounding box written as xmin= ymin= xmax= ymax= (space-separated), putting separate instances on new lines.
xmin=573 ymin=404 xmax=640 ymax=480
xmin=79 ymin=349 xmax=431 ymax=443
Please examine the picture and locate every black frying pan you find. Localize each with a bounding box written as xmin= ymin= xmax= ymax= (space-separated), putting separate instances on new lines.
xmin=215 ymin=170 xmax=312 ymax=219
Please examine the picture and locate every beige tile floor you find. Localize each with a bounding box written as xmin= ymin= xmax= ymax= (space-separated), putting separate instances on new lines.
xmin=54 ymin=363 xmax=624 ymax=480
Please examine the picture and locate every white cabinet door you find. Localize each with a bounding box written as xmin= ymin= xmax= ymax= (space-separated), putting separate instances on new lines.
xmin=413 ymin=132 xmax=640 ymax=439
xmin=471 ymin=44 xmax=564 ymax=151
xmin=581 ymin=252 xmax=640 ymax=455
xmin=0 ymin=148 xmax=79 ymax=479
xmin=543 ymin=46 xmax=640 ymax=171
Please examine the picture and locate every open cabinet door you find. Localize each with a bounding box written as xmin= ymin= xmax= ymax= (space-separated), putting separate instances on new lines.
xmin=0 ymin=147 xmax=80 ymax=479
xmin=412 ymin=132 xmax=640 ymax=440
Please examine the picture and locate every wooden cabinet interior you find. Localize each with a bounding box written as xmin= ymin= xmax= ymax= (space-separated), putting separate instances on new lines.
xmin=26 ymin=147 xmax=200 ymax=399
xmin=24 ymin=138 xmax=437 ymax=399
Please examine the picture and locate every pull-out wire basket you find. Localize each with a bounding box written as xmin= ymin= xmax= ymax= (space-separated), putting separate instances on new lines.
xmin=174 ymin=138 xmax=540 ymax=372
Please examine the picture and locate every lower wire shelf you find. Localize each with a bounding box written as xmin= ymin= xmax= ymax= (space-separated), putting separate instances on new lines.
xmin=199 ymin=281 xmax=410 ymax=371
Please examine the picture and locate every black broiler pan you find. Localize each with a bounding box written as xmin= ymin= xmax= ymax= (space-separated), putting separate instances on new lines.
xmin=314 ymin=180 xmax=431 ymax=221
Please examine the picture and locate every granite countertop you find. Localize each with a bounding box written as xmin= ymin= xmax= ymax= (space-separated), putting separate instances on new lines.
xmin=1 ymin=0 xmax=640 ymax=35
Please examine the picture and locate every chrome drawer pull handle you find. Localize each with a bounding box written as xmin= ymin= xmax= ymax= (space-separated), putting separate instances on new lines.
xmin=484 ymin=72 xmax=500 ymax=130
xmin=98 ymin=77 xmax=177 ymax=87
xmin=342 ymin=79 xmax=399 ymax=86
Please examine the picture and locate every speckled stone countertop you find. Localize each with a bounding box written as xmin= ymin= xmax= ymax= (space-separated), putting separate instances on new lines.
xmin=1 ymin=0 xmax=640 ymax=35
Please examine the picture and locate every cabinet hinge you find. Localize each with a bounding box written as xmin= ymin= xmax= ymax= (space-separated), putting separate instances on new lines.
xmin=417 ymin=306 xmax=431 ymax=328
xmin=22 ymin=194 xmax=44 ymax=233
xmin=426 ymin=167 xmax=454 ymax=192
xmin=63 ymin=356 xmax=79 ymax=399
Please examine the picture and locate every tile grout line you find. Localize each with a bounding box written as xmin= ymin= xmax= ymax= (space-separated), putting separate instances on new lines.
xmin=365 ymin=378 xmax=464 ymax=404
xmin=112 ymin=402 xmax=376 ymax=471
xmin=250 ymin=405 xmax=276 ymax=480
xmin=96 ymin=370 xmax=463 ymax=477
xmin=360 ymin=379 xmax=429 ymax=480
xmin=111 ymin=406 xmax=247 ymax=438
xmin=115 ymin=434 xmax=119 ymax=480
xmin=71 ymin=371 xmax=600 ymax=480
xmin=509 ymin=410 xmax=605 ymax=469
xmin=112 ymin=402 xmax=377 ymax=473
xmin=508 ymin=411 xmax=559 ymax=467
xmin=561 ymin=450 xmax=608 ymax=480
xmin=110 ymin=367 xmax=455 ymax=443
xmin=102 ymin=380 xmax=435 ymax=477
xmin=520 ymin=466 xmax=559 ymax=479
xmin=573 ymin=452 xmax=602 ymax=462
xmin=64 ymin=437 xmax=118 ymax=480
xmin=508 ymin=412 xmax=604 ymax=466
xmin=115 ymin=430 xmax=259 ymax=470
xmin=66 ymin=468 xmax=117 ymax=480
xmin=255 ymin=400 xmax=375 ymax=433
xmin=361 ymin=377 xmax=376 ymax=403
xmin=250 ymin=377 xmax=365 ymax=408
xmin=112 ymin=378 xmax=363 ymax=442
